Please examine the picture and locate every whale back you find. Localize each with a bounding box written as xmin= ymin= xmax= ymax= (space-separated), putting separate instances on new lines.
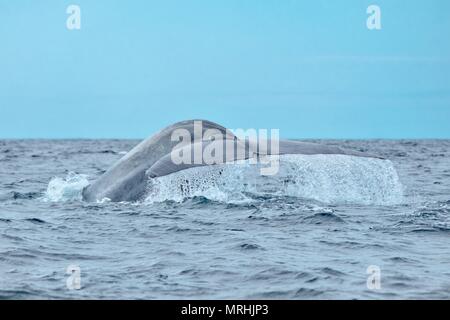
xmin=82 ymin=120 xmax=235 ymax=202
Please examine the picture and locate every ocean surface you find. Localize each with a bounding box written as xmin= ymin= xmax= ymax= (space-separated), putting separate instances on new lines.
xmin=0 ymin=139 xmax=449 ymax=299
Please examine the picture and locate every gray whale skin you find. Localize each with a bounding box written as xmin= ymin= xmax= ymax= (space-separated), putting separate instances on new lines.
xmin=82 ymin=119 xmax=382 ymax=202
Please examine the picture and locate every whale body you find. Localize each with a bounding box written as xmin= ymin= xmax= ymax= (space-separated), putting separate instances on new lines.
xmin=82 ymin=120 xmax=382 ymax=202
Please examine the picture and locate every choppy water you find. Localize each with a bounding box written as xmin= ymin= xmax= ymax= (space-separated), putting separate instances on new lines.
xmin=0 ymin=139 xmax=449 ymax=299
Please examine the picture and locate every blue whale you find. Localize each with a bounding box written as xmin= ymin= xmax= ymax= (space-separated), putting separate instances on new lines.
xmin=82 ymin=120 xmax=381 ymax=202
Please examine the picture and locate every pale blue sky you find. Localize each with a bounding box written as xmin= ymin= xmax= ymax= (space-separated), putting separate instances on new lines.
xmin=1 ymin=0 xmax=449 ymax=138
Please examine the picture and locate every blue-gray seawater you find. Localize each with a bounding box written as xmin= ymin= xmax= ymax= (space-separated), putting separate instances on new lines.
xmin=0 ymin=139 xmax=449 ymax=299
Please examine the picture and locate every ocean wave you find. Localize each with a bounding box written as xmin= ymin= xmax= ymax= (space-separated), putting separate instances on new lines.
xmin=0 ymin=191 xmax=41 ymax=201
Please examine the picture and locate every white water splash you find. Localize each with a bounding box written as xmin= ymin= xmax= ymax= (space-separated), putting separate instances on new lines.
xmin=43 ymin=172 xmax=90 ymax=202
xmin=145 ymin=163 xmax=255 ymax=204
xmin=144 ymin=154 xmax=404 ymax=205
